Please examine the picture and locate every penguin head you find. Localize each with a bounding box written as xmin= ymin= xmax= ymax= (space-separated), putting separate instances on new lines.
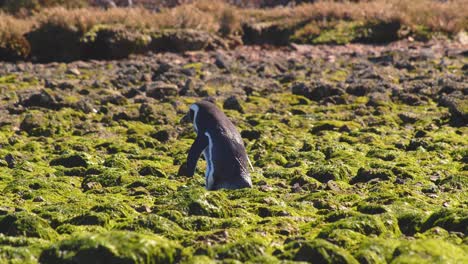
xmin=180 ymin=100 xmax=220 ymax=134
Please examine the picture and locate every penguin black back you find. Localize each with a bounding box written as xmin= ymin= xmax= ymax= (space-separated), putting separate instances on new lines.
xmin=179 ymin=100 xmax=253 ymax=190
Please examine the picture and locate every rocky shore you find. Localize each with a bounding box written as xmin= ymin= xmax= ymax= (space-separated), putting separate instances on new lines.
xmin=0 ymin=39 xmax=467 ymax=263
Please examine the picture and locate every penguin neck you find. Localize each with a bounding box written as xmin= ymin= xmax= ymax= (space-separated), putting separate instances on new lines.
xmin=190 ymin=104 xmax=200 ymax=133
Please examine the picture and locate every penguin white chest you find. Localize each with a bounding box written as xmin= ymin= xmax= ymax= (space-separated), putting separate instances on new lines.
xmin=204 ymin=132 xmax=215 ymax=189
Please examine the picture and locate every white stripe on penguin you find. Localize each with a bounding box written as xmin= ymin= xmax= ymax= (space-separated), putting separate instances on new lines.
xmin=190 ymin=104 xmax=199 ymax=133
xmin=204 ymin=132 xmax=215 ymax=189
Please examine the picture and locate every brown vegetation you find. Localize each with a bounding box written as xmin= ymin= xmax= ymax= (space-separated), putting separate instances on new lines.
xmin=0 ymin=0 xmax=466 ymax=61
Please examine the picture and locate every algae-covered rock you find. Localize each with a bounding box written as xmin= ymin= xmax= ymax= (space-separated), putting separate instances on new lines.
xmin=214 ymin=238 xmax=268 ymax=262
xmin=118 ymin=214 xmax=183 ymax=238
xmin=0 ymin=235 xmax=51 ymax=264
xmin=82 ymin=25 xmax=151 ymax=60
xmin=319 ymin=214 xmax=387 ymax=236
xmin=354 ymin=237 xmax=400 ymax=264
xmin=154 ymin=186 xmax=234 ymax=218
xmin=391 ymin=239 xmax=468 ymax=264
xmin=350 ymin=168 xmax=393 ymax=184
xmin=286 ymin=238 xmax=359 ymax=264
xmin=242 ymin=22 xmax=297 ymax=46
xmin=421 ymin=208 xmax=468 ymax=234
xmin=81 ymin=168 xmax=125 ymax=190
xmin=39 ymin=231 xmax=182 ymax=264
xmin=50 ymin=153 xmax=90 ymax=168
xmin=150 ymin=29 xmax=221 ymax=52
xmin=0 ymin=212 xmax=57 ymax=240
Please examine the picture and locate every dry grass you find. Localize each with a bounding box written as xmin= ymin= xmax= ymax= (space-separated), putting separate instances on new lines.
xmin=244 ymin=0 xmax=468 ymax=33
xmin=0 ymin=0 xmax=467 ymax=51
xmin=0 ymin=12 xmax=33 ymax=43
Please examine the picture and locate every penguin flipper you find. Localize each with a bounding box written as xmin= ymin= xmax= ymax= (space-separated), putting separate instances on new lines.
xmin=184 ymin=134 xmax=208 ymax=177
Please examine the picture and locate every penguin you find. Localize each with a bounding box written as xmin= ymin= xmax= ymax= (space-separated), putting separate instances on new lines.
xmin=179 ymin=100 xmax=253 ymax=190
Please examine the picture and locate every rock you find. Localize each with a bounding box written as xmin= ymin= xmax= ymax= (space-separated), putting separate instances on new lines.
xmin=455 ymin=31 xmax=468 ymax=45
xmin=292 ymin=81 xmax=343 ymax=101
xmin=215 ymin=54 xmax=230 ymax=69
xmin=82 ymin=181 xmax=103 ymax=191
xmin=138 ymin=165 xmax=166 ymax=178
xmin=438 ymin=96 xmax=468 ymax=125
xmin=50 ymin=154 xmax=89 ymax=168
xmin=39 ymin=231 xmax=182 ymax=264
xmin=151 ymin=29 xmax=223 ymax=52
xmin=5 ymin=153 xmax=16 ymax=168
xmin=0 ymin=212 xmax=57 ymax=240
xmin=19 ymin=89 xmax=61 ymax=109
xmin=367 ymin=92 xmax=390 ymax=106
xmin=145 ymin=82 xmax=179 ymax=100
xmin=69 ymin=212 xmax=109 ymax=226
xmin=241 ymin=130 xmax=261 ymax=140
xmin=398 ymin=112 xmax=419 ymax=124
xmin=307 ymin=166 xmax=345 ymax=183
xmin=398 ymin=93 xmax=424 ymax=106
xmin=242 ymin=22 xmax=296 ymax=46
xmin=346 ymin=80 xmax=376 ymax=96
xmin=33 ymin=196 xmax=45 ymax=202
xmin=20 ymin=112 xmax=54 ymax=136
xmin=223 ymin=96 xmax=244 ymax=113
xmin=350 ymin=168 xmax=393 ymax=184
xmin=83 ymin=26 xmax=151 ymax=60
xmin=150 ymin=130 xmax=173 ymax=142
xmin=66 ymin=68 xmax=81 ymax=76
xmin=290 ymin=239 xmax=359 ymax=264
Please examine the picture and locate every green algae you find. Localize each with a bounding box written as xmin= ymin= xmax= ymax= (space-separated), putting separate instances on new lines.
xmin=0 ymin=45 xmax=467 ymax=263
xmin=39 ymin=231 xmax=182 ymax=264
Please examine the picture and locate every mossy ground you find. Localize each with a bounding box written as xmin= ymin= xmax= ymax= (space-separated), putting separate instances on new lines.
xmin=0 ymin=41 xmax=467 ymax=263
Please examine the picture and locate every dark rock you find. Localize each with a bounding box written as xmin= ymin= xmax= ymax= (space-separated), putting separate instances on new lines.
xmin=398 ymin=112 xmax=419 ymax=124
xmin=421 ymin=209 xmax=468 ymax=234
xmin=50 ymin=154 xmax=89 ymax=168
xmin=438 ymin=96 xmax=468 ymax=125
xmin=83 ymin=26 xmax=151 ymax=60
xmin=241 ymin=130 xmax=261 ymax=140
xmin=151 ymin=29 xmax=223 ymax=52
xmin=356 ymin=203 xmax=387 ymax=214
xmin=292 ymin=81 xmax=343 ymax=101
xmin=291 ymin=239 xmax=358 ymax=263
xmin=101 ymin=94 xmax=127 ymax=105
xmin=69 ymin=213 xmax=108 ymax=226
xmin=0 ymin=212 xmax=57 ymax=239
xmin=398 ymin=93 xmax=424 ymax=106
xmin=39 ymin=231 xmax=181 ymax=264
xmin=406 ymin=138 xmax=431 ymax=151
xmin=139 ymin=165 xmax=166 ymax=178
xmin=5 ymin=153 xmax=16 ymax=169
xmin=123 ymin=88 xmax=140 ymax=98
xmin=139 ymin=103 xmax=158 ymax=123
xmin=350 ymin=168 xmax=392 ymax=184
xmin=310 ymin=123 xmax=340 ymax=134
xmin=32 ymin=196 xmax=45 ymax=202
xmin=215 ymin=54 xmax=230 ymax=69
xmin=242 ymin=22 xmax=296 ymax=46
xmin=19 ymin=90 xmax=61 ymax=109
xmin=145 ymin=82 xmax=179 ymax=100
xmin=346 ymin=80 xmax=376 ymax=96
xmin=150 ymin=130 xmax=172 ymax=142
xmin=367 ymin=92 xmax=390 ymax=106
xmin=20 ymin=113 xmax=53 ymax=137
xmin=223 ymin=96 xmax=244 ymax=113
xmin=82 ymin=181 xmax=103 ymax=191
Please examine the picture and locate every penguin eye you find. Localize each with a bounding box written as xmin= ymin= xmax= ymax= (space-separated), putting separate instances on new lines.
xmin=189 ymin=109 xmax=194 ymax=121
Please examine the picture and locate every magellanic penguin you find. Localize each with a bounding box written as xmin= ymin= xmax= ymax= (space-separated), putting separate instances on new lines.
xmin=179 ymin=100 xmax=253 ymax=190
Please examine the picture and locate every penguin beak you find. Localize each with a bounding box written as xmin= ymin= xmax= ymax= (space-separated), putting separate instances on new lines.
xmin=180 ymin=112 xmax=191 ymax=124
